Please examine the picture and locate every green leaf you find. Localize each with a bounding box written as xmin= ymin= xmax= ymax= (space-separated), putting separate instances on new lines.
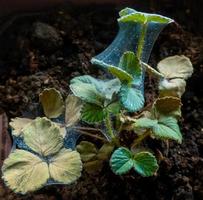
xmin=110 ymin=147 xmax=158 ymax=176
xmin=119 ymin=7 xmax=135 ymax=17
xmin=133 ymin=151 xmax=159 ymax=177
xmin=106 ymin=102 xmax=121 ymax=115
xmin=39 ymin=88 xmax=64 ymax=118
xmin=81 ymin=103 xmax=107 ymax=124
xmin=23 ymin=117 xmax=63 ymax=157
xmin=154 ymin=117 xmax=182 ymax=143
xmin=76 ymin=141 xmax=98 ymax=162
xmin=108 ymin=66 xmax=133 ymax=83
xmin=119 ymin=85 xmax=144 ymax=112
xmin=70 ymin=82 xmax=104 ymax=106
xmin=157 ymin=55 xmax=193 ymax=80
xmin=135 ymin=116 xmax=182 ymax=143
xmin=65 ymin=95 xmax=83 ymax=127
xmin=118 ymin=11 xmax=173 ymax=24
xmin=70 ymin=75 xmax=100 ymax=87
xmin=102 ymin=79 xmax=121 ymax=100
xmin=110 ymin=147 xmax=134 ymax=175
xmin=135 ymin=118 xmax=158 ymax=128
xmin=118 ymin=51 xmax=142 ymax=77
xmin=49 ymin=148 xmax=82 ymax=184
xmin=2 ymin=150 xmax=49 ymax=194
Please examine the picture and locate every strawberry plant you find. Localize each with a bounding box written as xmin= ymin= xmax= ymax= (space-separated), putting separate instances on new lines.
xmin=1 ymin=7 xmax=193 ymax=194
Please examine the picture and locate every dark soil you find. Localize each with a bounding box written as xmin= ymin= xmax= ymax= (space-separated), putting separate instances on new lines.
xmin=0 ymin=4 xmax=202 ymax=200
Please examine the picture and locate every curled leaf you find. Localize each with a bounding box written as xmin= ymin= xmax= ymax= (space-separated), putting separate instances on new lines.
xmin=118 ymin=8 xmax=173 ymax=24
xmin=9 ymin=117 xmax=33 ymax=137
xmin=39 ymin=88 xmax=64 ymax=118
xmin=157 ymin=55 xmax=193 ymax=80
xmin=154 ymin=96 xmax=182 ymax=116
xmin=2 ymin=150 xmax=49 ymax=194
xmin=159 ymin=78 xmax=186 ymax=97
xmin=65 ymin=95 xmax=82 ymax=127
xmin=23 ymin=117 xmax=63 ymax=157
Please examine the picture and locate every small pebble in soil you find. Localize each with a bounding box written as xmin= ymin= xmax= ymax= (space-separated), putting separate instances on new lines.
xmin=31 ymin=22 xmax=63 ymax=53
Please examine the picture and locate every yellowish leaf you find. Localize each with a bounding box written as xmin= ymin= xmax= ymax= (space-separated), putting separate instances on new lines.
xmin=39 ymin=88 xmax=64 ymax=118
xmin=23 ymin=117 xmax=63 ymax=157
xmin=2 ymin=150 xmax=49 ymax=194
xmin=157 ymin=55 xmax=193 ymax=80
xmin=49 ymin=148 xmax=82 ymax=184
xmin=9 ymin=117 xmax=33 ymax=137
xmin=65 ymin=95 xmax=82 ymax=127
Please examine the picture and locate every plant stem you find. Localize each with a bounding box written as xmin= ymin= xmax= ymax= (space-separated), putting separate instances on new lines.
xmin=75 ymin=126 xmax=104 ymax=134
xmin=76 ymin=129 xmax=107 ymax=142
xmin=105 ymin=112 xmax=115 ymax=140
xmin=131 ymin=130 xmax=151 ymax=149
xmin=136 ymin=22 xmax=148 ymax=60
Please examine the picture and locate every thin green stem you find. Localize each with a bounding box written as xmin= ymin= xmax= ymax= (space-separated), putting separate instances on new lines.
xmin=131 ymin=130 xmax=151 ymax=149
xmin=105 ymin=112 xmax=115 ymax=139
xmin=136 ymin=22 xmax=148 ymax=60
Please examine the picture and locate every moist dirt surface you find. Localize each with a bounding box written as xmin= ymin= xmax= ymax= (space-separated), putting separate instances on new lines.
xmin=0 ymin=5 xmax=202 ymax=200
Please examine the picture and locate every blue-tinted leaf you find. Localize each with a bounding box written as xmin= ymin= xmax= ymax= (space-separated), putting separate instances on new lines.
xmin=119 ymin=85 xmax=144 ymax=112
xmin=110 ymin=147 xmax=134 ymax=175
xmin=110 ymin=147 xmax=158 ymax=176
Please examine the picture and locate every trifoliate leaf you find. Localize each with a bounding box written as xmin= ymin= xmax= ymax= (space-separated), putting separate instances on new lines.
xmin=76 ymin=141 xmax=98 ymax=162
xmin=81 ymin=103 xmax=107 ymax=124
xmin=108 ymin=66 xmax=133 ymax=83
xmin=49 ymin=148 xmax=82 ymax=184
xmin=2 ymin=150 xmax=49 ymax=194
xmin=39 ymin=88 xmax=64 ymax=118
xmin=65 ymin=95 xmax=82 ymax=127
xmin=159 ymin=78 xmax=186 ymax=97
xmin=135 ymin=117 xmax=182 ymax=143
xmin=154 ymin=96 xmax=182 ymax=116
xmin=157 ymin=55 xmax=193 ymax=80
xmin=9 ymin=117 xmax=33 ymax=137
xmin=119 ymin=85 xmax=144 ymax=112
xmin=110 ymin=147 xmax=158 ymax=176
xmin=70 ymin=82 xmax=104 ymax=106
xmin=118 ymin=10 xmax=173 ymax=24
xmin=118 ymin=51 xmax=142 ymax=77
xmin=23 ymin=117 xmax=63 ymax=156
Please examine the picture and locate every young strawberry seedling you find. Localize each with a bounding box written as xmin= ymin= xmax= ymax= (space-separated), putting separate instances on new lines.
xmin=1 ymin=7 xmax=193 ymax=194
